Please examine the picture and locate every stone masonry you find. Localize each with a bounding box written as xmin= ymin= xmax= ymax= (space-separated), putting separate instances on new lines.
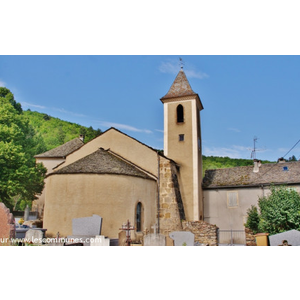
xmin=158 ymin=158 xmax=219 ymax=246
xmin=182 ymin=220 xmax=218 ymax=246
xmin=0 ymin=203 xmax=15 ymax=245
xmin=159 ymin=157 xmax=183 ymax=236
xmin=245 ymin=228 xmax=257 ymax=246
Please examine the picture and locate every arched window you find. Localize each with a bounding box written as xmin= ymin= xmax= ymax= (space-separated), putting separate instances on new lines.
xmin=177 ymin=104 xmax=184 ymax=123
xmin=136 ymin=202 xmax=143 ymax=232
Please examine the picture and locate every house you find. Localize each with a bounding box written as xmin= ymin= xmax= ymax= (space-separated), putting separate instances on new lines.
xmin=203 ymin=159 xmax=300 ymax=237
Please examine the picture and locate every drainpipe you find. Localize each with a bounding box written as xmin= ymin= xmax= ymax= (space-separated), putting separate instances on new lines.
xmin=157 ymin=152 xmax=160 ymax=234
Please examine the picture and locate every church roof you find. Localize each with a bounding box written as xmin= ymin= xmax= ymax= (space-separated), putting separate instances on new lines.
xmin=161 ymin=69 xmax=198 ymax=100
xmin=203 ymin=160 xmax=300 ymax=189
xmin=52 ymin=148 xmax=155 ymax=180
xmin=35 ymin=138 xmax=84 ymax=158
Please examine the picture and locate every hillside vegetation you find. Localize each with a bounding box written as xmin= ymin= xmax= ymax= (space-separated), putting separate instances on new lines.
xmin=202 ymin=156 xmax=273 ymax=175
xmin=25 ymin=111 xmax=275 ymax=172
xmin=24 ymin=110 xmax=102 ymax=155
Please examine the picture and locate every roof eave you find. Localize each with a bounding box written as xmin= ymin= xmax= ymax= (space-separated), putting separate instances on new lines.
xmin=160 ymin=94 xmax=204 ymax=111
xmin=203 ymin=181 xmax=300 ymax=190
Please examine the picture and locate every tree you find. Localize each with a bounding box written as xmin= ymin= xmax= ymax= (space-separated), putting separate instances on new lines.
xmin=246 ymin=185 xmax=300 ymax=235
xmin=245 ymin=205 xmax=260 ymax=234
xmin=0 ymin=88 xmax=47 ymax=209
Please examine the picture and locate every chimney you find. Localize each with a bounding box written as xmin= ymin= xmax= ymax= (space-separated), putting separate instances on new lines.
xmin=79 ymin=135 xmax=84 ymax=142
xmin=253 ymin=159 xmax=262 ymax=173
xmin=277 ymin=157 xmax=286 ymax=163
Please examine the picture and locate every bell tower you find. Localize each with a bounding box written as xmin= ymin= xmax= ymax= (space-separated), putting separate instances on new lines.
xmin=160 ymin=68 xmax=204 ymax=221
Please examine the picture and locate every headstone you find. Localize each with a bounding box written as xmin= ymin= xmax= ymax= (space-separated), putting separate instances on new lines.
xmin=144 ymin=234 xmax=166 ymax=246
xmin=269 ymin=230 xmax=300 ymax=246
xmin=169 ymin=231 xmax=195 ymax=246
xmin=67 ymin=214 xmax=102 ymax=246
xmin=72 ymin=214 xmax=102 ymax=236
xmin=24 ymin=205 xmax=30 ymax=221
xmin=151 ymin=223 xmax=158 ymax=234
xmin=118 ymin=230 xmax=127 ymax=246
xmin=0 ymin=203 xmax=15 ymax=245
xmin=90 ymin=235 xmax=110 ymax=246
xmin=25 ymin=229 xmax=43 ymax=244
xmin=166 ymin=236 xmax=174 ymax=246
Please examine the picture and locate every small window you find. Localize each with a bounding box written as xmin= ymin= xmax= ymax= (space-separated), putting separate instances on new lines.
xmin=136 ymin=202 xmax=142 ymax=232
xmin=177 ymin=105 xmax=184 ymax=123
xmin=179 ymin=134 xmax=184 ymax=141
xmin=227 ymin=192 xmax=238 ymax=208
xmin=283 ymin=166 xmax=289 ymax=171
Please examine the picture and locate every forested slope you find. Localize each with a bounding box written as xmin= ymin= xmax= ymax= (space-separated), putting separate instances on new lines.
xmin=24 ymin=110 xmax=102 ymax=155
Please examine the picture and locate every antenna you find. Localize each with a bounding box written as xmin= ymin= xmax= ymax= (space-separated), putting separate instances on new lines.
xmin=251 ymin=136 xmax=258 ymax=159
xmin=249 ymin=136 xmax=265 ymax=159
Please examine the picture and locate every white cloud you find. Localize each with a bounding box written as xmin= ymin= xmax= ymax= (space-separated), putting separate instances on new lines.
xmin=21 ymin=102 xmax=88 ymax=119
xmin=159 ymin=60 xmax=209 ymax=79
xmin=227 ymin=127 xmax=241 ymax=133
xmin=184 ymin=69 xmax=209 ymax=79
xmin=21 ymin=102 xmax=47 ymax=109
xmin=52 ymin=107 xmax=87 ymax=118
xmin=159 ymin=62 xmax=180 ymax=74
xmin=203 ymin=145 xmax=253 ymax=159
xmin=0 ymin=80 xmax=6 ymax=87
xmin=97 ymin=121 xmax=153 ymax=134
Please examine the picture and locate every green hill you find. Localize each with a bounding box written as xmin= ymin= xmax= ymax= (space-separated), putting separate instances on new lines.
xmin=24 ymin=110 xmax=275 ymax=172
xmin=24 ymin=110 xmax=102 ymax=155
xmin=202 ymin=155 xmax=273 ymax=176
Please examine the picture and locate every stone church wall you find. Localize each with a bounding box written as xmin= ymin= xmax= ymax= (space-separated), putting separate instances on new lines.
xmin=159 ymin=157 xmax=183 ymax=235
xmin=182 ymin=220 xmax=218 ymax=246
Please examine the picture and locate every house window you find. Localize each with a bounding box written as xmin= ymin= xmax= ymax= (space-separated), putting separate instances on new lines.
xmin=136 ymin=202 xmax=143 ymax=232
xmin=227 ymin=191 xmax=239 ymax=208
xmin=179 ymin=134 xmax=184 ymax=141
xmin=177 ymin=105 xmax=184 ymax=123
xmin=283 ymin=166 xmax=289 ymax=171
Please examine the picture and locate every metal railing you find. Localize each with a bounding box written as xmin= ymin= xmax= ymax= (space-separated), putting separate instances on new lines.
xmin=217 ymin=229 xmax=246 ymax=245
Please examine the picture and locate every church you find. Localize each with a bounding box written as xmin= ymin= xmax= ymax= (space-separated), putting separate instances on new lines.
xmin=35 ymin=66 xmax=300 ymax=244
xmin=39 ymin=68 xmax=204 ymax=239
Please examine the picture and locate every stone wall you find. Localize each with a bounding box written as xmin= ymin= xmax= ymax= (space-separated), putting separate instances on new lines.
xmin=159 ymin=157 xmax=183 ymax=236
xmin=245 ymin=228 xmax=257 ymax=246
xmin=0 ymin=203 xmax=15 ymax=245
xmin=182 ymin=220 xmax=218 ymax=246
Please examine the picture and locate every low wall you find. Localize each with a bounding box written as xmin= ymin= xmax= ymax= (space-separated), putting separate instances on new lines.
xmin=245 ymin=228 xmax=257 ymax=246
xmin=182 ymin=221 xmax=218 ymax=246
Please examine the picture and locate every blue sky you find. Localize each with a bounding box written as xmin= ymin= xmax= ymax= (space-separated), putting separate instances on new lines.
xmin=1 ymin=55 xmax=300 ymax=162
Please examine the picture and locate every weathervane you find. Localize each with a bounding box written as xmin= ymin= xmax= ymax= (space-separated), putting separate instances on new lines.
xmin=179 ymin=57 xmax=184 ymax=69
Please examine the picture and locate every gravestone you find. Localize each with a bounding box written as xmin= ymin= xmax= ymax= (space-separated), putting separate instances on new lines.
xmin=72 ymin=214 xmax=102 ymax=236
xmin=90 ymin=235 xmax=110 ymax=246
xmin=118 ymin=230 xmax=127 ymax=246
xmin=25 ymin=229 xmax=43 ymax=244
xmin=166 ymin=236 xmax=174 ymax=246
xmin=169 ymin=231 xmax=195 ymax=246
xmin=67 ymin=214 xmax=102 ymax=246
xmin=144 ymin=234 xmax=166 ymax=246
xmin=269 ymin=230 xmax=300 ymax=246
xmin=0 ymin=203 xmax=15 ymax=245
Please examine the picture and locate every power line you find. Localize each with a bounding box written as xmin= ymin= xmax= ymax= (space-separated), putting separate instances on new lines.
xmin=282 ymin=138 xmax=300 ymax=159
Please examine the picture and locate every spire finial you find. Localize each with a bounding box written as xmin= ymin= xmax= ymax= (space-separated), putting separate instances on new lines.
xmin=179 ymin=57 xmax=184 ymax=70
